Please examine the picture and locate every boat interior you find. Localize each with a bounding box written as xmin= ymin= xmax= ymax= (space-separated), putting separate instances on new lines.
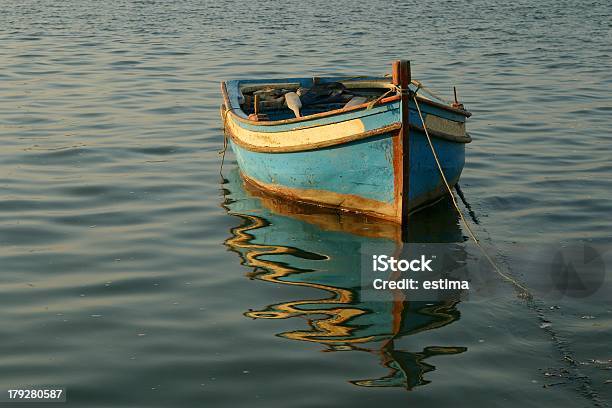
xmin=237 ymin=79 xmax=397 ymax=121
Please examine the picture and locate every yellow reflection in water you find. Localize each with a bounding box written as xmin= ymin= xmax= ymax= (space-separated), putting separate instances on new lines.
xmin=222 ymin=171 xmax=467 ymax=389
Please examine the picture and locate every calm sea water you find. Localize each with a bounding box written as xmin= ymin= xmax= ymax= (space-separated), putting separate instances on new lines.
xmin=1 ymin=0 xmax=610 ymax=407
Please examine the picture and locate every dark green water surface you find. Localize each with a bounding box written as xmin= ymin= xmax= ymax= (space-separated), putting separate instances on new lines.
xmin=0 ymin=1 xmax=610 ymax=407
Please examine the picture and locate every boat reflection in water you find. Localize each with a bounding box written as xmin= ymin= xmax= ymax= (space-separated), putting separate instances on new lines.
xmin=222 ymin=168 xmax=468 ymax=390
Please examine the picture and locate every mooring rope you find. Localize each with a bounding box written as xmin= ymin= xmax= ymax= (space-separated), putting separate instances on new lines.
xmin=411 ymin=91 xmax=604 ymax=398
xmin=219 ymin=107 xmax=242 ymax=177
xmin=411 ymin=80 xmax=452 ymax=105
xmin=411 ymin=93 xmax=531 ymax=298
xmin=366 ymin=88 xmax=395 ymax=110
xmin=219 ymin=109 xmax=230 ymax=177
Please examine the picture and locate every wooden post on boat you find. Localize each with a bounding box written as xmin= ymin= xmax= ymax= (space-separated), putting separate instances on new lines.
xmin=254 ymin=94 xmax=261 ymax=116
xmin=392 ymin=60 xmax=411 ymax=234
xmin=392 ymin=60 xmax=410 ymax=90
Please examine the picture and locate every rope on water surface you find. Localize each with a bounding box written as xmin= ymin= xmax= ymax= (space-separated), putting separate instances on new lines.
xmin=412 ymin=93 xmax=531 ymax=298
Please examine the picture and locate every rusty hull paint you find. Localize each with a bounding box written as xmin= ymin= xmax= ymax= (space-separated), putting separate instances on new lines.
xmin=241 ymin=173 xmax=398 ymax=222
xmin=240 ymin=175 xmax=402 ymax=242
xmin=392 ymin=129 xmax=404 ymax=224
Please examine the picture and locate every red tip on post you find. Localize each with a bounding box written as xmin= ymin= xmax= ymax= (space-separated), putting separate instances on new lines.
xmin=392 ymin=60 xmax=411 ymax=89
xmin=451 ymin=86 xmax=464 ymax=110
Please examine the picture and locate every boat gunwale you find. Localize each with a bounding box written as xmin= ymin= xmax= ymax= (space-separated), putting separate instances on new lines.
xmin=220 ymin=78 xmax=472 ymax=128
xmin=222 ymin=103 xmax=472 ymax=152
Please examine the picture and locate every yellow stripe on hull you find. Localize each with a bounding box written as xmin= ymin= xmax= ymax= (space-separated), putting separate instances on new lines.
xmin=226 ymin=113 xmax=368 ymax=152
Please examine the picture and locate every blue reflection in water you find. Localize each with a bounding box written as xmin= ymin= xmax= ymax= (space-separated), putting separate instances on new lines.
xmin=222 ymin=168 xmax=467 ymax=390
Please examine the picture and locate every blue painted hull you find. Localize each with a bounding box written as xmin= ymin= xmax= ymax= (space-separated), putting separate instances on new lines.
xmin=221 ymin=76 xmax=470 ymax=223
xmin=230 ymin=127 xmax=465 ymax=209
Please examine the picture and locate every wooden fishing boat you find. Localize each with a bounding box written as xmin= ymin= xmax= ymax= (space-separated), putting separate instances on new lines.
xmin=220 ymin=60 xmax=471 ymax=225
